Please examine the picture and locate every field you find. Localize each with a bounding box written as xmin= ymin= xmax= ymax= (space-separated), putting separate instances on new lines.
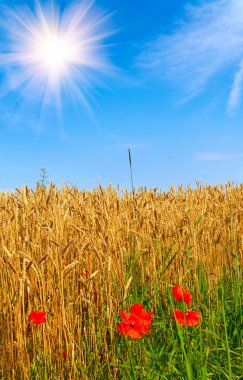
xmin=0 ymin=182 xmax=242 ymax=379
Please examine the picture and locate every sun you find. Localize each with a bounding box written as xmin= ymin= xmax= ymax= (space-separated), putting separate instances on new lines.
xmin=32 ymin=26 xmax=82 ymax=84
xmin=0 ymin=0 xmax=115 ymax=121
xmin=38 ymin=34 xmax=73 ymax=73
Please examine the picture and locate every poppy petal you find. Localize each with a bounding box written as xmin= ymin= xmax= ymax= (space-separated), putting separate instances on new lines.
xmin=131 ymin=303 xmax=143 ymax=315
xmin=172 ymin=284 xmax=192 ymax=305
xmin=173 ymin=309 xmax=202 ymax=326
xmin=186 ymin=311 xmax=202 ymax=326
xmin=172 ymin=308 xmax=187 ymax=326
xmin=28 ymin=310 xmax=46 ymax=324
xmin=130 ymin=303 xmax=153 ymax=325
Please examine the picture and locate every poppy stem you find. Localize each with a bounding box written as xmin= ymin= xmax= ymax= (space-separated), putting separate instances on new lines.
xmin=124 ymin=337 xmax=137 ymax=380
xmin=176 ymin=326 xmax=193 ymax=380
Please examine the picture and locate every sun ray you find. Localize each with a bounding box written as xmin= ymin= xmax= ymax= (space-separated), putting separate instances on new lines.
xmin=0 ymin=0 xmax=115 ymax=130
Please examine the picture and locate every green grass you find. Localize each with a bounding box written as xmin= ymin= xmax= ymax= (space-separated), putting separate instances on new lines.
xmin=104 ymin=261 xmax=242 ymax=380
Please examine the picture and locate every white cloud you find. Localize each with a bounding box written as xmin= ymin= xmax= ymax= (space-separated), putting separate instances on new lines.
xmin=195 ymin=152 xmax=243 ymax=160
xmin=227 ymin=58 xmax=243 ymax=114
xmin=137 ymin=0 xmax=243 ymax=112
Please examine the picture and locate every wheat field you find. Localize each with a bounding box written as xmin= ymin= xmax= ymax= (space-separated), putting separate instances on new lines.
xmin=0 ymin=182 xmax=242 ymax=379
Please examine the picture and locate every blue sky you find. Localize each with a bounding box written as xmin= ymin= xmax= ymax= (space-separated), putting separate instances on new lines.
xmin=0 ymin=0 xmax=242 ymax=193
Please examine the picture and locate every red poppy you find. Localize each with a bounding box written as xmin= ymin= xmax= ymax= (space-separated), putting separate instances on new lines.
xmin=28 ymin=310 xmax=47 ymax=325
xmin=172 ymin=308 xmax=202 ymax=326
xmin=117 ymin=313 xmax=144 ymax=339
xmin=130 ymin=303 xmax=153 ymax=327
xmin=172 ymin=284 xmax=192 ymax=305
xmin=117 ymin=303 xmax=153 ymax=339
xmin=83 ymin=269 xmax=89 ymax=276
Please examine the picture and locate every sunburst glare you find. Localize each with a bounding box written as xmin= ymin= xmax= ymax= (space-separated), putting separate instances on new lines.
xmin=0 ymin=0 xmax=115 ymax=123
